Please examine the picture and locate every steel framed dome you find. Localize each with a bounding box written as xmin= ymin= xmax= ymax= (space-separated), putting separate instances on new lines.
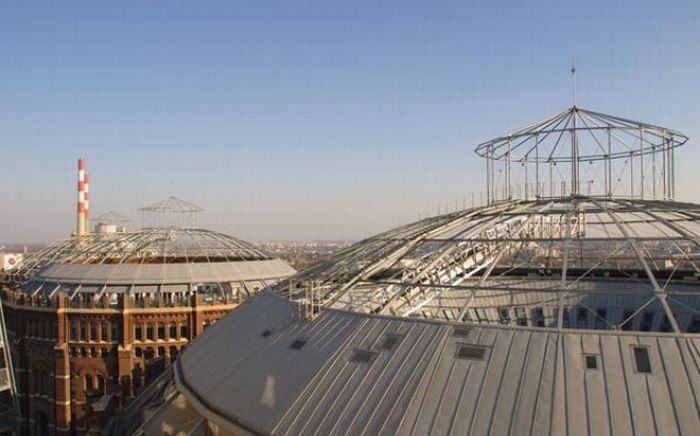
xmin=11 ymin=227 xmax=295 ymax=297
xmin=127 ymin=106 xmax=700 ymax=436
xmin=282 ymin=196 xmax=700 ymax=333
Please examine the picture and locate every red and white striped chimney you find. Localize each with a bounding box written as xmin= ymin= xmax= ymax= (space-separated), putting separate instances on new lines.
xmin=77 ymin=158 xmax=88 ymax=237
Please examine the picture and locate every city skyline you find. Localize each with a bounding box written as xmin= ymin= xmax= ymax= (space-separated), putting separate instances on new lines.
xmin=2 ymin=1 xmax=700 ymax=243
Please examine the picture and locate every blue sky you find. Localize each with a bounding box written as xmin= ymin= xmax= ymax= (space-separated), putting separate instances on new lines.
xmin=2 ymin=1 xmax=699 ymax=243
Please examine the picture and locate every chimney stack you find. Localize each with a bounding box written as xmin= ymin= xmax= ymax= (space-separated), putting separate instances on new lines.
xmin=77 ymin=158 xmax=88 ymax=237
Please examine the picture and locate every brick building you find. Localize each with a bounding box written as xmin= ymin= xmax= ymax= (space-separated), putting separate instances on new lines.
xmin=1 ymin=228 xmax=294 ymax=435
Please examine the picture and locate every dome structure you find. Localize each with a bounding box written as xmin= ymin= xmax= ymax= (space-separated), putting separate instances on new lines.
xmin=11 ymin=227 xmax=294 ymax=302
xmin=129 ymin=107 xmax=700 ymax=436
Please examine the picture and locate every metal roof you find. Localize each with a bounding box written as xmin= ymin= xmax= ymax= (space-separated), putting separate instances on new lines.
xmin=166 ymin=290 xmax=700 ymax=436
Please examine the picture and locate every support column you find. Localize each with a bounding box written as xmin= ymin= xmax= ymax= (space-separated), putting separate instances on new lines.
xmin=54 ymin=297 xmax=71 ymax=435
xmin=191 ymin=294 xmax=203 ymax=337
xmin=117 ymin=295 xmax=133 ymax=404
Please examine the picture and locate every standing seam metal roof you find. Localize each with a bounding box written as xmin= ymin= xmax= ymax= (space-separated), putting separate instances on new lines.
xmin=175 ymin=291 xmax=700 ymax=436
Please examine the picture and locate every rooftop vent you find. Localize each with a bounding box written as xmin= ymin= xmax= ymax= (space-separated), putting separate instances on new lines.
xmin=584 ymin=354 xmax=598 ymax=370
xmin=380 ymin=334 xmax=403 ymax=351
xmin=350 ymin=349 xmax=377 ymax=364
xmin=290 ymin=339 xmax=306 ymax=350
xmin=632 ymin=346 xmax=652 ymax=373
xmin=452 ymin=326 xmax=471 ymax=338
xmin=455 ymin=344 xmax=487 ymax=360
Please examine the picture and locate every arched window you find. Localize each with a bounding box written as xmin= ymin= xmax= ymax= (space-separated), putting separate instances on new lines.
xmin=96 ymin=374 xmax=105 ymax=393
xmin=33 ymin=369 xmax=47 ymax=395
xmin=85 ymin=374 xmax=94 ymax=391
xmin=34 ymin=412 xmax=48 ymax=436
xmin=102 ymin=321 xmax=110 ymax=341
xmin=112 ymin=322 xmax=121 ymax=340
xmin=90 ymin=322 xmax=97 ymax=342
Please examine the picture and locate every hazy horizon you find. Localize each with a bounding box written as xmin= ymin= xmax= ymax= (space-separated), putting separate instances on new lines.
xmin=3 ymin=1 xmax=700 ymax=244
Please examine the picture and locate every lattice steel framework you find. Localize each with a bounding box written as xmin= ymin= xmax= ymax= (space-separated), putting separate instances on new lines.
xmin=475 ymin=107 xmax=688 ymax=202
xmin=11 ymin=227 xmax=273 ymax=280
xmin=279 ymin=108 xmax=699 ymax=334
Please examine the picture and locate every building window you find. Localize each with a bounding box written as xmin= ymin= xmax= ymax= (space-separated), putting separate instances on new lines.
xmin=134 ymin=324 xmax=142 ymax=341
xmin=595 ymin=308 xmax=608 ymax=329
xmin=134 ymin=347 xmax=142 ymax=358
xmin=659 ymin=315 xmax=672 ymax=332
xmin=577 ymin=308 xmax=588 ymax=328
xmin=514 ymin=307 xmax=528 ymax=326
xmin=96 ymin=375 xmax=105 ymax=393
xmin=102 ymin=322 xmax=110 ymax=341
xmin=70 ymin=321 xmax=77 ymax=340
xmin=34 ymin=370 xmax=44 ymax=395
xmin=531 ymin=307 xmax=545 ymax=327
xmin=687 ymin=316 xmax=700 ymax=333
xmin=90 ymin=322 xmax=98 ymax=342
xmin=112 ymin=322 xmax=121 ymax=341
xmin=157 ymin=323 xmax=165 ymax=340
xmin=562 ymin=308 xmax=570 ymax=328
xmin=498 ymin=307 xmax=511 ymax=325
xmin=640 ymin=311 xmax=654 ymax=332
xmin=85 ymin=375 xmax=94 ymax=391
xmin=180 ymin=323 xmax=189 ymax=339
xmin=80 ymin=322 xmax=87 ymax=341
xmin=169 ymin=322 xmax=177 ymax=339
xmin=158 ymin=346 xmax=165 ymax=357
xmin=146 ymin=324 xmax=154 ymax=341
xmin=473 ymin=308 xmax=488 ymax=323
xmin=621 ymin=309 xmax=635 ymax=330
xmin=34 ymin=412 xmax=48 ymax=436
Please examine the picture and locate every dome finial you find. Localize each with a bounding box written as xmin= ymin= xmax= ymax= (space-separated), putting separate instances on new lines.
xmin=570 ymin=58 xmax=576 ymax=107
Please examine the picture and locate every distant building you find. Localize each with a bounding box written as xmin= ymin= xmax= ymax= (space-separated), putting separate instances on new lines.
xmin=0 ymin=254 xmax=23 ymax=273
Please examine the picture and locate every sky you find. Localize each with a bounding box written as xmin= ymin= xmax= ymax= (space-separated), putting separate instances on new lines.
xmin=1 ymin=0 xmax=700 ymax=243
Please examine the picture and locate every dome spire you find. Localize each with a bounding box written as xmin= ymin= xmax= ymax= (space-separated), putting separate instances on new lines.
xmin=570 ymin=58 xmax=577 ymax=107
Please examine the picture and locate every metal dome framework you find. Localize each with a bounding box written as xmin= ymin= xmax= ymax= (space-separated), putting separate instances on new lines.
xmin=475 ymin=106 xmax=688 ymax=202
xmin=280 ymin=108 xmax=699 ymax=335
xmin=13 ymin=227 xmax=273 ymax=279
xmin=8 ymin=227 xmax=296 ymax=304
